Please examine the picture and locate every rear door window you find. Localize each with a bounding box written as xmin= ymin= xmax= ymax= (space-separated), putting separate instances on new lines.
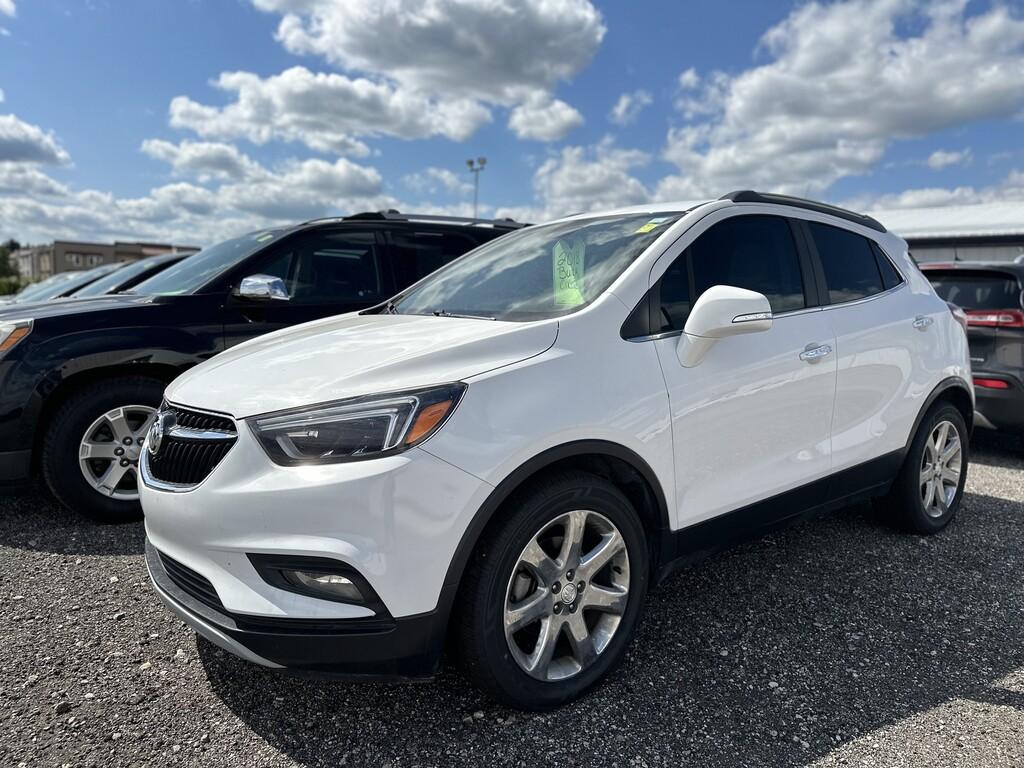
xmin=926 ymin=271 xmax=1023 ymax=310
xmin=808 ymin=222 xmax=884 ymax=303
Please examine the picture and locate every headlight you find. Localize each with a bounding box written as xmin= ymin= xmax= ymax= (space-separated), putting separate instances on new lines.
xmin=0 ymin=319 xmax=32 ymax=356
xmin=249 ymin=383 xmax=466 ymax=465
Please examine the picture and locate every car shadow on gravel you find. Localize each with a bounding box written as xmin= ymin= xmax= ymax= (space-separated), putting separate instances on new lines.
xmin=198 ymin=485 xmax=1024 ymax=767
xmin=970 ymin=431 xmax=1024 ymax=470
xmin=0 ymin=487 xmax=144 ymax=556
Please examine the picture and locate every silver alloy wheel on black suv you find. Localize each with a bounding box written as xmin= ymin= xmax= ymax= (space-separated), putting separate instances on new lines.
xmin=78 ymin=405 xmax=157 ymax=500
xmin=43 ymin=376 xmax=166 ymax=523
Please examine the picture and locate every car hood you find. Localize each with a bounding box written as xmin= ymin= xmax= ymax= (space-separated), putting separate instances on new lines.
xmin=167 ymin=312 xmax=558 ymax=418
xmin=0 ymin=293 xmax=152 ymax=320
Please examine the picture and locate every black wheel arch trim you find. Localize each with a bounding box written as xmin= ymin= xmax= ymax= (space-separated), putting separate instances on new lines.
xmin=434 ymin=440 xmax=670 ymax=624
xmin=907 ymin=376 xmax=974 ymax=447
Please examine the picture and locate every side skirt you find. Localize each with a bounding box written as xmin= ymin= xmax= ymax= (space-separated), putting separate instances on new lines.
xmin=654 ymin=449 xmax=905 ymax=584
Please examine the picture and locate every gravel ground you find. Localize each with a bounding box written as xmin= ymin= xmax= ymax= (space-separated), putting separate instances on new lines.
xmin=2 ymin=432 xmax=1023 ymax=768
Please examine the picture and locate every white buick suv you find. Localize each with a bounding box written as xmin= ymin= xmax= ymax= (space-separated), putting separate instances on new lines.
xmin=141 ymin=192 xmax=972 ymax=709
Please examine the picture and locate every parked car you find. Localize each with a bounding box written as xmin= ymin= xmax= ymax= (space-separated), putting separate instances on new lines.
xmin=4 ymin=263 xmax=123 ymax=304
xmin=67 ymin=253 xmax=188 ymax=299
xmin=0 ymin=212 xmax=522 ymax=522
xmin=0 ymin=271 xmax=83 ymax=305
xmin=920 ymin=261 xmax=1024 ymax=439
xmin=139 ymin=192 xmax=973 ymax=709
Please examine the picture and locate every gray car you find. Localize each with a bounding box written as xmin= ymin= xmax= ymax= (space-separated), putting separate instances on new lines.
xmin=922 ymin=261 xmax=1024 ymax=438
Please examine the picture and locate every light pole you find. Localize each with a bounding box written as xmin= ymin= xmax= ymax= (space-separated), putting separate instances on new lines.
xmin=467 ymin=157 xmax=486 ymax=218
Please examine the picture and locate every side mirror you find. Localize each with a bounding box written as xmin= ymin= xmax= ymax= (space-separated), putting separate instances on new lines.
xmin=677 ymin=285 xmax=772 ymax=367
xmin=237 ymin=274 xmax=289 ymax=302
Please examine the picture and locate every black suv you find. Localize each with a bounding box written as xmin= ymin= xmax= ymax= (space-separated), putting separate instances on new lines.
xmin=921 ymin=261 xmax=1024 ymax=439
xmin=0 ymin=212 xmax=522 ymax=521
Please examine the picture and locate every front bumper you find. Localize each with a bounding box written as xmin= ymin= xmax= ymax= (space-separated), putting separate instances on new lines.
xmin=146 ymin=539 xmax=446 ymax=678
xmin=973 ymin=372 xmax=1024 ymax=433
xmin=140 ymin=417 xmax=494 ymax=677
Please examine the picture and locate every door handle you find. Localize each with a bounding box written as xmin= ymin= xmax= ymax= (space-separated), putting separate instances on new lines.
xmin=913 ymin=315 xmax=934 ymax=330
xmin=799 ymin=343 xmax=833 ymax=362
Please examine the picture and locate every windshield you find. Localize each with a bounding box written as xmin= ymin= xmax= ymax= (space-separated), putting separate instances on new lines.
xmin=26 ymin=265 xmax=118 ymax=301
xmin=72 ymin=257 xmax=165 ymax=297
xmin=131 ymin=229 xmax=286 ymax=296
xmin=14 ymin=273 xmax=78 ymax=301
xmin=394 ymin=212 xmax=683 ymax=321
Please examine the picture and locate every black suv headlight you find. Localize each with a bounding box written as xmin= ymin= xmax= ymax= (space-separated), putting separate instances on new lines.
xmin=0 ymin=319 xmax=32 ymax=357
xmin=248 ymin=383 xmax=466 ymax=466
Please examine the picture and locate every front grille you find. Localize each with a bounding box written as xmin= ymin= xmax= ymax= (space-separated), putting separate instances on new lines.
xmin=166 ymin=404 xmax=235 ymax=433
xmin=159 ymin=551 xmax=223 ymax=610
xmin=145 ymin=403 xmax=238 ymax=487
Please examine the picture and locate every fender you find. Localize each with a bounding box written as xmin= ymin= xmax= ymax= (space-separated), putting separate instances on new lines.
xmin=904 ymin=375 xmax=974 ymax=450
xmin=432 ymin=439 xmax=670 ymax=628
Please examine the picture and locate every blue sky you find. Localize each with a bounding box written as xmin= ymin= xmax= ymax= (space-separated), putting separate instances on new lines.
xmin=1 ymin=0 xmax=1024 ymax=245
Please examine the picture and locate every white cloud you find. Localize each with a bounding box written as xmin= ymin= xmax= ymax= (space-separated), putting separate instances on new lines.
xmin=403 ymin=167 xmax=473 ymax=197
xmin=847 ymin=169 xmax=1024 ymax=211
xmin=0 ymin=114 xmax=71 ymax=165
xmin=531 ymin=139 xmax=652 ymax=218
xmin=169 ymin=67 xmax=492 ymax=156
xmin=0 ymin=163 xmax=68 ymax=196
xmin=0 ymin=0 xmax=14 ymax=18
xmin=657 ymin=0 xmax=1024 ymax=199
xmin=141 ymin=139 xmax=263 ymax=181
xmin=927 ymin=148 xmax=972 ymax=170
xmin=257 ymin=0 xmax=604 ymax=104
xmin=0 ymin=134 xmax=394 ymax=244
xmin=235 ymin=0 xmax=600 ymax=145
xmin=677 ymin=68 xmax=699 ymax=90
xmin=508 ymin=93 xmax=583 ymax=141
xmin=609 ymin=90 xmax=653 ymax=126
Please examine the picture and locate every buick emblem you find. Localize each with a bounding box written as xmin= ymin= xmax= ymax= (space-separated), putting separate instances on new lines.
xmin=147 ymin=411 xmax=176 ymax=456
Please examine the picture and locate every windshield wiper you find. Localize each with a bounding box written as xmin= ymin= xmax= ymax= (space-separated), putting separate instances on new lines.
xmin=432 ymin=309 xmax=496 ymax=321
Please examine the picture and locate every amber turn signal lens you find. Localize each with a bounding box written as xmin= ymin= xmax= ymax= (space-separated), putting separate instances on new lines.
xmin=0 ymin=325 xmax=31 ymax=353
xmin=405 ymin=400 xmax=453 ymax=445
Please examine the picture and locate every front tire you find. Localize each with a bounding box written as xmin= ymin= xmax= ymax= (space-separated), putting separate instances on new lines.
xmin=878 ymin=402 xmax=968 ymax=534
xmin=42 ymin=377 xmax=164 ymax=523
xmin=455 ymin=471 xmax=648 ymax=709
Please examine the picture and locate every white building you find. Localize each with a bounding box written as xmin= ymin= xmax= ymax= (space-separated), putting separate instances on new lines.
xmin=869 ymin=202 xmax=1024 ymax=263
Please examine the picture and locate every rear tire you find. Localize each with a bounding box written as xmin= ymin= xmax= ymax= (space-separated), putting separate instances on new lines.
xmin=42 ymin=377 xmax=165 ymax=523
xmin=455 ymin=471 xmax=648 ymax=709
xmin=877 ymin=402 xmax=968 ymax=534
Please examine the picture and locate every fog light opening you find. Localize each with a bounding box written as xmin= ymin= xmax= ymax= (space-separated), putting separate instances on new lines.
xmin=281 ymin=569 xmax=364 ymax=603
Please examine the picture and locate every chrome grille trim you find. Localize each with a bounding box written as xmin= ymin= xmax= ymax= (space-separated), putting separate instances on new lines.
xmin=142 ymin=402 xmax=238 ymax=491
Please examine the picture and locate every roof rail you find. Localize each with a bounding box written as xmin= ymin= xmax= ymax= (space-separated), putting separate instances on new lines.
xmin=720 ymin=190 xmax=886 ymax=233
xmin=339 ymin=209 xmax=528 ymax=229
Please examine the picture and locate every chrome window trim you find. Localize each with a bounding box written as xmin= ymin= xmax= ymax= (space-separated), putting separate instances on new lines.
xmin=819 ymin=279 xmax=907 ymax=311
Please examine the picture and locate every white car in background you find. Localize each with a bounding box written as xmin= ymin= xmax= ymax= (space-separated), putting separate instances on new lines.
xmin=140 ymin=191 xmax=972 ymax=709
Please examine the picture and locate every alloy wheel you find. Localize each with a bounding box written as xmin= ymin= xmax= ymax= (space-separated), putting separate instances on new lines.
xmin=503 ymin=509 xmax=630 ymax=682
xmin=78 ymin=405 xmax=157 ymax=500
xmin=919 ymin=419 xmax=963 ymax=518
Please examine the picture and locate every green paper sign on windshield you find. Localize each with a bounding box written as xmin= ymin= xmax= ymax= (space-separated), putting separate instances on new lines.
xmin=553 ymin=239 xmax=585 ymax=307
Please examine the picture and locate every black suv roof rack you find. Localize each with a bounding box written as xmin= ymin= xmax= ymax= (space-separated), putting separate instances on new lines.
xmin=335 ymin=209 xmax=528 ymax=229
xmin=720 ymin=190 xmax=886 ymax=233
